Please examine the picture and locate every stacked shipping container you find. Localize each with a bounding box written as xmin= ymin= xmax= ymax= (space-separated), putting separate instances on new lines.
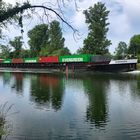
xmin=24 ymin=58 xmax=38 ymax=63
xmin=0 ymin=59 xmax=3 ymax=63
xmin=3 ymin=59 xmax=11 ymax=63
xmin=38 ymin=56 xmax=59 ymax=63
xmin=91 ymin=55 xmax=111 ymax=63
xmin=59 ymin=54 xmax=91 ymax=63
xmin=12 ymin=58 xmax=24 ymax=63
xmin=0 ymin=55 xmax=111 ymax=64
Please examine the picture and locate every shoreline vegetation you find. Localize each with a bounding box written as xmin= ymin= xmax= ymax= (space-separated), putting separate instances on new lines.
xmin=0 ymin=102 xmax=16 ymax=139
xmin=137 ymin=63 xmax=140 ymax=70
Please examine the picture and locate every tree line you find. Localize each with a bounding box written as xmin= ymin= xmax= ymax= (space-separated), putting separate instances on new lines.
xmin=0 ymin=1 xmax=140 ymax=60
xmin=0 ymin=20 xmax=70 ymax=59
xmin=114 ymin=35 xmax=140 ymax=60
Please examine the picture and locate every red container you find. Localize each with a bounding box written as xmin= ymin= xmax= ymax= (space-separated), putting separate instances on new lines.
xmin=0 ymin=59 xmax=3 ymax=63
xmin=12 ymin=58 xmax=24 ymax=63
xmin=39 ymin=56 xmax=59 ymax=63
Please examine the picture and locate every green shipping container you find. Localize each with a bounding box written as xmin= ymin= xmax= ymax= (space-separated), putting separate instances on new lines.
xmin=24 ymin=58 xmax=38 ymax=63
xmin=59 ymin=54 xmax=91 ymax=63
xmin=3 ymin=59 xmax=11 ymax=63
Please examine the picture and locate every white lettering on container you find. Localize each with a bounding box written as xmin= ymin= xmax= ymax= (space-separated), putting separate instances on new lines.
xmin=62 ymin=58 xmax=83 ymax=62
xmin=25 ymin=60 xmax=37 ymax=63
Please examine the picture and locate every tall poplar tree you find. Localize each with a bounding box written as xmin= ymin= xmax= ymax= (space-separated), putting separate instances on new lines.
xmin=40 ymin=20 xmax=70 ymax=56
xmin=82 ymin=2 xmax=111 ymax=54
xmin=9 ymin=36 xmax=23 ymax=58
xmin=50 ymin=20 xmax=65 ymax=49
xmin=43 ymin=20 xmax=65 ymax=55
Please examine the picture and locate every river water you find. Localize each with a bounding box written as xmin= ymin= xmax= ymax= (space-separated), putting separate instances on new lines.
xmin=0 ymin=72 xmax=140 ymax=140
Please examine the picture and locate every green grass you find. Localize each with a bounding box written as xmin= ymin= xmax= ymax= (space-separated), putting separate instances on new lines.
xmin=0 ymin=102 xmax=15 ymax=138
xmin=137 ymin=63 xmax=140 ymax=70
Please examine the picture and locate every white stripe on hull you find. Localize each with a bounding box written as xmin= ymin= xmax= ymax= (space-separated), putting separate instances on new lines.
xmin=109 ymin=59 xmax=138 ymax=64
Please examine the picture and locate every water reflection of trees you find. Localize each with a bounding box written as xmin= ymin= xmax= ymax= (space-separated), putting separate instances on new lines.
xmin=1 ymin=72 xmax=24 ymax=94
xmin=1 ymin=72 xmax=65 ymax=110
xmin=82 ymin=75 xmax=109 ymax=128
xmin=30 ymin=74 xmax=64 ymax=111
xmin=81 ymin=73 xmax=140 ymax=128
xmin=12 ymin=73 xmax=24 ymax=93
xmin=2 ymin=72 xmax=12 ymax=85
xmin=131 ymin=74 xmax=140 ymax=99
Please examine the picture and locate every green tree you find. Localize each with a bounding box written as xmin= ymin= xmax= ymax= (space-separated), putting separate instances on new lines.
xmin=20 ymin=49 xmax=31 ymax=58
xmin=9 ymin=36 xmax=23 ymax=58
xmin=39 ymin=46 xmax=50 ymax=56
xmin=77 ymin=47 xmax=84 ymax=54
xmin=39 ymin=21 xmax=65 ymax=56
xmin=28 ymin=24 xmax=49 ymax=57
xmin=0 ymin=1 xmax=76 ymax=57
xmin=128 ymin=35 xmax=140 ymax=56
xmin=39 ymin=20 xmax=70 ymax=56
xmin=114 ymin=41 xmax=128 ymax=59
xmin=82 ymin=2 xmax=111 ymax=54
xmin=51 ymin=47 xmax=71 ymax=56
xmin=49 ymin=20 xmax=65 ymax=51
xmin=0 ymin=44 xmax=11 ymax=59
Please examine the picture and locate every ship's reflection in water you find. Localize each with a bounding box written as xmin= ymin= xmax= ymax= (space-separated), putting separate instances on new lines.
xmin=0 ymin=72 xmax=140 ymax=139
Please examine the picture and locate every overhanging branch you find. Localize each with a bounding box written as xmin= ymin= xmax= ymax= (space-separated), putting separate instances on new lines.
xmin=0 ymin=2 xmax=78 ymax=33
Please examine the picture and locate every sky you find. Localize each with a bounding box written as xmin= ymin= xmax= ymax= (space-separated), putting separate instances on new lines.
xmin=2 ymin=0 xmax=140 ymax=54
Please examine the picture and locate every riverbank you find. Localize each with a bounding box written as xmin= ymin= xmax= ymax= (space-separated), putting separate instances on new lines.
xmin=0 ymin=67 xmax=138 ymax=74
xmin=137 ymin=63 xmax=140 ymax=70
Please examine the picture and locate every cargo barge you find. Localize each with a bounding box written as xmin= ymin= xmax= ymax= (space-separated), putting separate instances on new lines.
xmin=0 ymin=55 xmax=138 ymax=73
xmin=89 ymin=59 xmax=137 ymax=72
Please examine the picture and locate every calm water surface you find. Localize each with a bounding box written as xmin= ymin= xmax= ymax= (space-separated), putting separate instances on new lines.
xmin=0 ymin=72 xmax=140 ymax=140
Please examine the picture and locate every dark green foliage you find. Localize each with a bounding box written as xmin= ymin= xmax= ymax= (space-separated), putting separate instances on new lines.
xmin=0 ymin=44 xmax=11 ymax=59
xmin=39 ymin=21 xmax=70 ymax=56
xmin=49 ymin=20 xmax=65 ymax=50
xmin=28 ymin=24 xmax=49 ymax=57
xmin=0 ymin=0 xmax=72 ymax=57
xmin=0 ymin=2 xmax=30 ymax=23
xmin=77 ymin=47 xmax=83 ymax=54
xmin=128 ymin=35 xmax=140 ymax=56
xmin=20 ymin=49 xmax=31 ymax=58
xmin=0 ymin=1 xmax=72 ymax=57
xmin=0 ymin=1 xmax=31 ymax=35
xmin=82 ymin=2 xmax=111 ymax=54
xmin=9 ymin=36 xmax=23 ymax=58
xmin=0 ymin=20 xmax=70 ymax=58
xmin=51 ymin=47 xmax=71 ymax=56
xmin=39 ymin=46 xmax=51 ymax=56
xmin=0 ymin=0 xmax=77 ymax=38
xmin=114 ymin=41 xmax=128 ymax=59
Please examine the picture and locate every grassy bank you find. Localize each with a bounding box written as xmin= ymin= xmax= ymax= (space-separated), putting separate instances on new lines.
xmin=0 ymin=102 xmax=15 ymax=138
xmin=137 ymin=63 xmax=140 ymax=70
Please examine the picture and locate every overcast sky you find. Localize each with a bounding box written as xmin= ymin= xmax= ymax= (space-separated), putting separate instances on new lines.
xmin=3 ymin=0 xmax=140 ymax=54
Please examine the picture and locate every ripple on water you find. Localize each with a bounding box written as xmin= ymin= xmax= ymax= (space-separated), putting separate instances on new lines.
xmin=105 ymin=122 xmax=140 ymax=140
